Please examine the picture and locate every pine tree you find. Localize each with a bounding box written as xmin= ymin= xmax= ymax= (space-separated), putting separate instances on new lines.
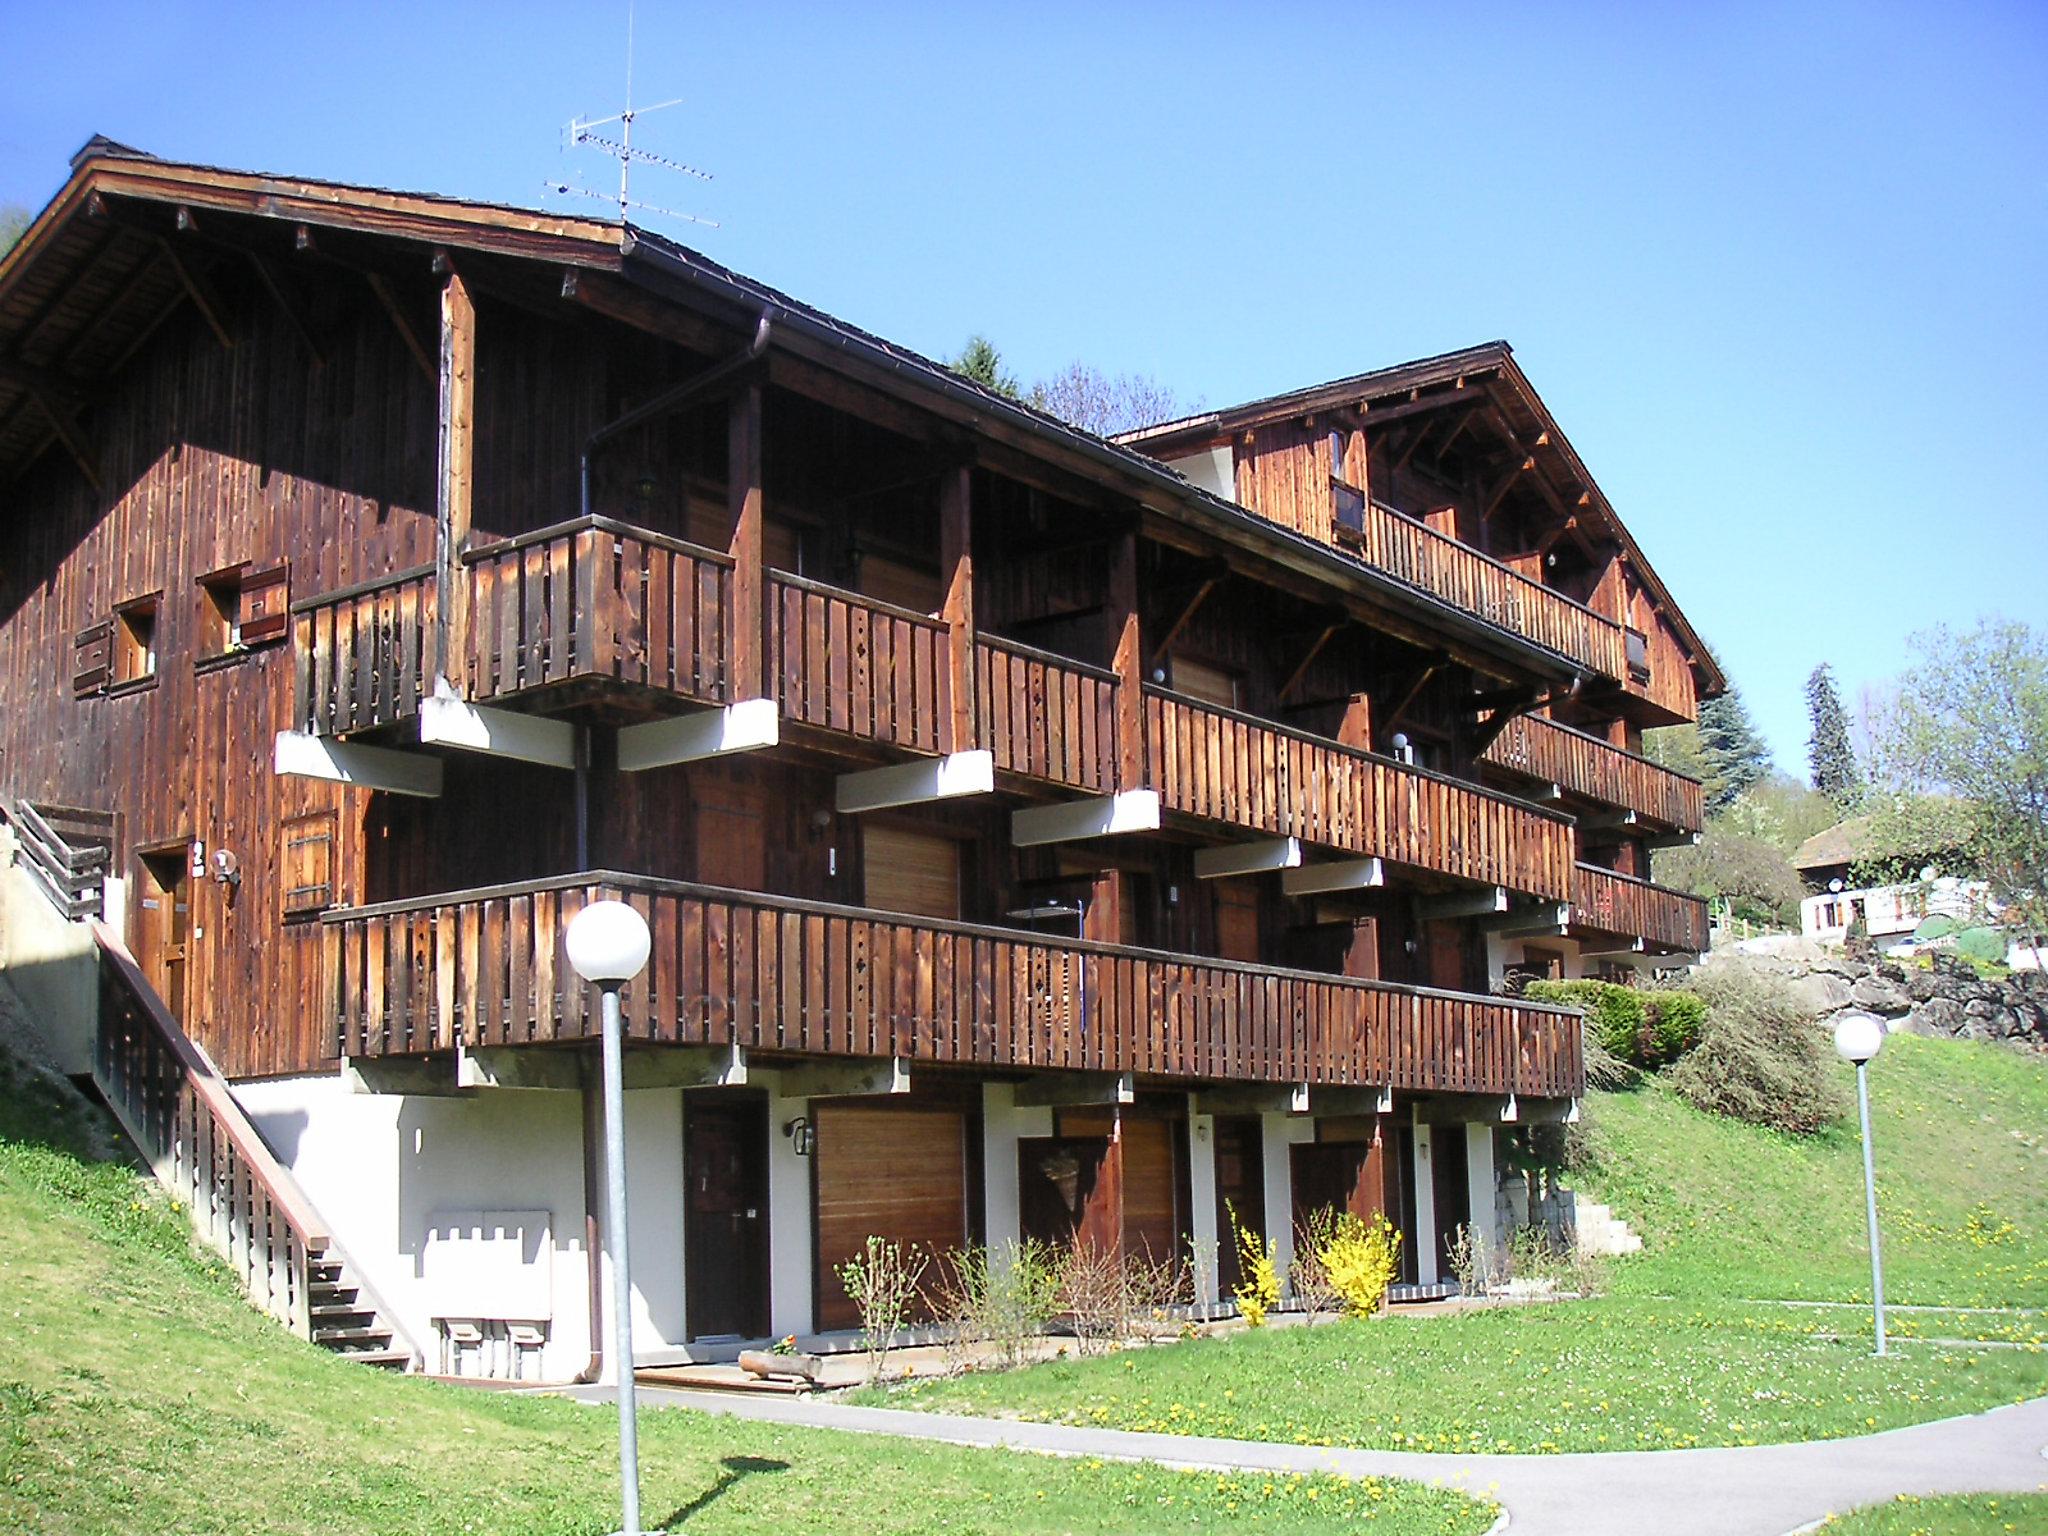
xmin=950 ymin=334 xmax=1019 ymax=399
xmin=1694 ymin=681 xmax=1772 ymax=817
xmin=1805 ymin=662 xmax=1863 ymax=807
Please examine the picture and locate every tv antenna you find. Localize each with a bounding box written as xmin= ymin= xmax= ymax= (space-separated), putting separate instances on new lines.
xmin=549 ymin=1 xmax=719 ymax=229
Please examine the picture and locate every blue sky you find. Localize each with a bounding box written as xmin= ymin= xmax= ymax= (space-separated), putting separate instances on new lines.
xmin=3 ymin=1 xmax=2042 ymax=769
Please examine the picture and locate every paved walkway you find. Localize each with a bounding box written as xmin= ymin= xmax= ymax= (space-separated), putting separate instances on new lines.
xmin=564 ymin=1383 xmax=2048 ymax=1536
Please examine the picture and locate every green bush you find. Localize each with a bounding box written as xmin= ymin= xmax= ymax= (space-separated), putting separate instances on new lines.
xmin=1525 ymin=979 xmax=1705 ymax=1072
xmin=1664 ymin=963 xmax=1848 ymax=1134
xmin=1646 ymin=990 xmax=1707 ymax=1065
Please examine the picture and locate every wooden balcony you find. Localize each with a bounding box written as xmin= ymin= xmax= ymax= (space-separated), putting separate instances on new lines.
xmin=291 ymin=565 xmax=438 ymax=736
xmin=325 ymin=872 xmax=1585 ymax=1100
xmin=1144 ymin=686 xmax=1576 ymax=903
xmin=976 ymin=635 xmax=1121 ymax=794
xmin=1350 ymin=500 xmax=1630 ymax=681
xmin=767 ymin=570 xmax=948 ymax=754
xmin=1569 ymin=863 xmax=1709 ymax=954
xmin=1481 ymin=714 xmax=1704 ymax=833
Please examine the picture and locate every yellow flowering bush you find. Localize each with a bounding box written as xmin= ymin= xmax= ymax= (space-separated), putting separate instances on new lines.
xmin=1319 ymin=1212 xmax=1402 ymax=1318
xmin=1227 ymin=1203 xmax=1280 ymax=1327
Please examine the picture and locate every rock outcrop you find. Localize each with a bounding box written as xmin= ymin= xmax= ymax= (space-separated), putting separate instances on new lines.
xmin=1708 ymin=941 xmax=2047 ymax=1053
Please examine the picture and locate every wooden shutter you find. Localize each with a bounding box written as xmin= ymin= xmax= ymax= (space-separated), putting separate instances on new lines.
xmin=72 ymin=620 xmax=112 ymax=697
xmin=1215 ymin=881 xmax=1260 ymax=962
xmin=240 ymin=562 xmax=291 ymax=644
xmin=862 ymin=823 xmax=960 ymax=920
xmin=1169 ymin=655 xmax=1239 ymax=710
xmin=280 ymin=810 xmax=337 ymax=916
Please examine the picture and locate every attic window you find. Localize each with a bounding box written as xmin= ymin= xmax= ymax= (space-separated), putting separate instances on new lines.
xmin=200 ymin=566 xmax=247 ymax=656
xmin=113 ymin=597 xmax=159 ymax=688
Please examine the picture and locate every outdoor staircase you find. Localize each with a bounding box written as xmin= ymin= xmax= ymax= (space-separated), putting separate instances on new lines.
xmin=1 ymin=807 xmax=420 ymax=1371
xmin=1573 ymin=1197 xmax=1644 ymax=1256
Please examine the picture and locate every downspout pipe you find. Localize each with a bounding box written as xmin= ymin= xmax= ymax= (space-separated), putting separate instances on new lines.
xmin=579 ymin=311 xmax=774 ymax=521
xmin=571 ymin=1074 xmax=606 ymax=1384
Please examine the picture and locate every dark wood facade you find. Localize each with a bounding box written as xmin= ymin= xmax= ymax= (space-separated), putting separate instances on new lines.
xmin=1 ymin=146 xmax=1719 ymax=1111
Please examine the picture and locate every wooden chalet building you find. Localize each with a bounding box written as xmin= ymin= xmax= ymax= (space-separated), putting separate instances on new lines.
xmin=0 ymin=139 xmax=1715 ymax=1375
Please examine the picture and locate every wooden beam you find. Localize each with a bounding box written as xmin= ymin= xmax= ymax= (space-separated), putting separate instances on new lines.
xmin=938 ymin=462 xmax=975 ymax=753
xmin=1012 ymin=1072 xmax=1135 ymax=1108
xmin=775 ymin=1055 xmax=909 ymax=1099
xmin=28 ymin=391 xmax=101 ymax=492
xmin=364 ymin=271 xmax=435 ymax=382
xmin=435 ymin=269 xmax=476 ymax=685
xmin=616 ymin=698 xmax=780 ymax=771
xmin=1276 ymin=621 xmax=1342 ymax=703
xmin=1416 ymin=886 xmax=1508 ymax=920
xmin=245 ymin=251 xmax=327 ymax=363
xmin=1106 ymin=529 xmax=1144 ymax=789
xmin=1481 ymin=456 xmax=1535 ymax=521
xmin=834 ymin=751 xmax=994 ymax=814
xmin=1380 ymin=658 xmax=1446 ymax=739
xmin=728 ymin=382 xmax=766 ymax=698
xmin=155 ymin=237 xmax=234 ymax=349
xmin=418 ymin=684 xmax=577 ymax=769
xmin=272 ymin=730 xmax=443 ymax=797
xmin=1195 ymin=1082 xmax=1310 ymax=1116
xmin=1280 ymin=857 xmax=1384 ymax=897
xmin=1011 ymin=790 xmax=1161 ymax=847
xmin=1192 ymin=837 xmax=1302 ymax=880
xmin=1148 ymin=570 xmax=1223 ymax=667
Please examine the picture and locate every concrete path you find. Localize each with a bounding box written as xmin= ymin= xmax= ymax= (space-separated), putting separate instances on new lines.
xmin=565 ymin=1383 xmax=2048 ymax=1536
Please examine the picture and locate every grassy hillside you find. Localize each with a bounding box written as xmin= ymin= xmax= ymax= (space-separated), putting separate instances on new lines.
xmin=0 ymin=1051 xmax=1490 ymax=1536
xmin=1575 ymin=1032 xmax=2048 ymax=1308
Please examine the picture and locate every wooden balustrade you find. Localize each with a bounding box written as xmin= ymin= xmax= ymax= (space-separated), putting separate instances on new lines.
xmin=90 ymin=923 xmax=328 ymax=1338
xmin=1144 ymin=686 xmax=1575 ymax=903
xmin=291 ymin=565 xmax=437 ymax=735
xmin=1 ymin=799 xmax=112 ymax=920
xmin=1356 ymin=501 xmax=1629 ymax=680
xmin=975 ymin=635 xmax=1120 ymax=793
xmin=1482 ymin=714 xmax=1703 ymax=832
xmin=1570 ymin=863 xmax=1710 ymax=953
xmin=326 ymin=872 xmax=1584 ymax=1099
xmin=768 ymin=570 xmax=949 ymax=753
xmin=465 ymin=516 xmax=731 ymax=706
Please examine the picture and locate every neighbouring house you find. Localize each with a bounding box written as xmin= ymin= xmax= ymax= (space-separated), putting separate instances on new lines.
xmin=1793 ymin=815 xmax=1991 ymax=949
xmin=0 ymin=138 xmax=1718 ymax=1379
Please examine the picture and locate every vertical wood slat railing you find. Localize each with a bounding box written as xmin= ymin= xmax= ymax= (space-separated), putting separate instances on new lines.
xmin=1571 ymin=863 xmax=1710 ymax=952
xmin=87 ymin=922 xmax=328 ymax=1339
xmin=0 ymin=799 xmax=112 ymax=920
xmin=975 ymin=635 xmax=1120 ymax=793
xmin=767 ymin=570 xmax=948 ymax=754
xmin=464 ymin=516 xmax=732 ymax=705
xmin=1356 ymin=500 xmax=1630 ymax=680
xmin=290 ymin=565 xmax=438 ymax=735
xmin=1144 ymin=686 xmax=1576 ymax=903
xmin=326 ymin=872 xmax=1584 ymax=1099
xmin=1482 ymin=714 xmax=1704 ymax=832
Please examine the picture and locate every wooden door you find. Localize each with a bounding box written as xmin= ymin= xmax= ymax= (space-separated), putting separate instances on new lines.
xmin=1119 ymin=1116 xmax=1186 ymax=1267
xmin=684 ymin=1096 xmax=769 ymax=1341
xmin=1211 ymin=1116 xmax=1264 ymax=1293
xmin=135 ymin=849 xmax=190 ymax=1022
xmin=1290 ymin=1143 xmax=1369 ymax=1233
xmin=813 ymin=1103 xmax=968 ymax=1331
xmin=693 ymin=775 xmax=766 ymax=891
xmin=1018 ymin=1136 xmax=1110 ymax=1252
xmin=1215 ymin=881 xmax=1260 ymax=963
xmin=1430 ymin=1124 xmax=1471 ymax=1280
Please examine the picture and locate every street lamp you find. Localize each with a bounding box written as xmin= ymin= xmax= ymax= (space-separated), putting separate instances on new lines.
xmin=1833 ymin=1010 xmax=1888 ymax=1357
xmin=566 ymin=899 xmax=654 ymax=1536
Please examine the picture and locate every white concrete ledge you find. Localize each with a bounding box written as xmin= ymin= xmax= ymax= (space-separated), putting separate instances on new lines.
xmin=1280 ymin=856 xmax=1384 ymax=896
xmin=275 ymin=730 xmax=443 ymax=798
xmin=774 ymin=1055 xmax=909 ymax=1099
xmin=1012 ymin=1071 xmax=1134 ymax=1108
xmin=420 ymin=681 xmax=577 ymax=769
xmin=1418 ymin=885 xmax=1509 ymax=920
xmin=618 ymin=698 xmax=780 ymax=772
xmin=1192 ymin=837 xmax=1302 ymax=880
xmin=1011 ymin=789 xmax=1161 ymax=847
xmin=835 ymin=750 xmax=994 ymax=814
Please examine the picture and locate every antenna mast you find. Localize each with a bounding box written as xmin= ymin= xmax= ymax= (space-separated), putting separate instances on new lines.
xmin=551 ymin=0 xmax=719 ymax=230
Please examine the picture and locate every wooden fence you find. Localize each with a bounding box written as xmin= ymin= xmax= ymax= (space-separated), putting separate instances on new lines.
xmin=1482 ymin=714 xmax=1704 ymax=832
xmin=1144 ymin=687 xmax=1576 ymax=902
xmin=976 ymin=634 xmax=1120 ymax=793
xmin=326 ymin=872 xmax=1584 ymax=1099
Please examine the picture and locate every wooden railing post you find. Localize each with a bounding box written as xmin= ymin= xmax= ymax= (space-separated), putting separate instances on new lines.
xmin=727 ymin=383 xmax=766 ymax=701
xmin=1107 ymin=525 xmax=1144 ymax=790
xmin=434 ymin=267 xmax=475 ymax=692
xmin=938 ymin=463 xmax=974 ymax=754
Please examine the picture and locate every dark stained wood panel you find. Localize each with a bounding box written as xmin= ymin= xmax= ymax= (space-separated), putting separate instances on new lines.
xmin=813 ymin=1103 xmax=967 ymax=1331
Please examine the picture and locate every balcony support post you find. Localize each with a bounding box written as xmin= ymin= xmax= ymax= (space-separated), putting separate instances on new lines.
xmin=273 ymin=729 xmax=442 ymax=798
xmin=1416 ymin=886 xmax=1508 ymax=921
xmin=835 ymin=751 xmax=994 ymax=814
xmin=775 ymin=1055 xmax=909 ymax=1099
xmin=728 ymin=382 xmax=766 ymax=701
xmin=1012 ymin=1072 xmax=1134 ymax=1109
xmin=419 ymin=680 xmax=577 ymax=769
xmin=1192 ymin=837 xmax=1302 ymax=880
xmin=1011 ymin=790 xmax=1161 ymax=847
xmin=1106 ymin=526 xmax=1145 ymax=790
xmin=433 ymin=266 xmax=475 ymax=690
xmin=1281 ymin=857 xmax=1384 ymax=897
xmin=616 ymin=699 xmax=780 ymax=772
xmin=938 ymin=462 xmax=975 ymax=754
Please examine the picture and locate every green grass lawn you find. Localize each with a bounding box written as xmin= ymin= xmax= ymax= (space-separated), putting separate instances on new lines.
xmin=1577 ymin=1033 xmax=2048 ymax=1307
xmin=873 ymin=1298 xmax=2046 ymax=1453
xmin=1819 ymin=1492 xmax=2048 ymax=1534
xmin=0 ymin=1100 xmax=1493 ymax=1536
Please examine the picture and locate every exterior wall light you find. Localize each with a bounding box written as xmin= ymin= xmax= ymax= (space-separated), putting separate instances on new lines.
xmin=1832 ymin=1010 xmax=1889 ymax=1356
xmin=783 ymin=1115 xmax=815 ymax=1156
xmin=565 ymin=899 xmax=653 ymax=1536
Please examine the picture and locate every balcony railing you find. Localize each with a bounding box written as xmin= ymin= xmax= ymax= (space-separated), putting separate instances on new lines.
xmin=1570 ymin=863 xmax=1709 ymax=953
xmin=1354 ymin=501 xmax=1630 ymax=680
xmin=976 ymin=634 xmax=1121 ymax=794
xmin=464 ymin=516 xmax=731 ymax=705
xmin=291 ymin=564 xmax=438 ymax=736
xmin=1482 ymin=714 xmax=1703 ymax=833
xmin=325 ymin=871 xmax=1585 ymax=1099
xmin=1144 ymin=686 xmax=1576 ymax=903
xmin=768 ymin=570 xmax=949 ymax=754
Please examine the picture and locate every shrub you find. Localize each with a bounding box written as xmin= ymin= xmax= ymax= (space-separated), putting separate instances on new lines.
xmin=925 ymin=1240 xmax=1063 ymax=1372
xmin=1057 ymin=1240 xmax=1184 ymax=1354
xmin=1526 ymin=978 xmax=1707 ymax=1072
xmin=1288 ymin=1208 xmax=1342 ymax=1323
xmin=836 ymin=1235 xmax=928 ymax=1385
xmin=1664 ymin=963 xmax=1849 ymax=1134
xmin=1227 ymin=1202 xmax=1279 ymax=1327
xmin=1320 ymin=1212 xmax=1401 ymax=1317
xmin=1648 ymin=989 xmax=1707 ymax=1063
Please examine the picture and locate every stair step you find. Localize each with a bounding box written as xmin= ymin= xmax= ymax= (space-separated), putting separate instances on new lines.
xmin=311 ymin=1304 xmax=376 ymax=1322
xmin=316 ymin=1326 xmax=394 ymax=1346
xmin=334 ymin=1348 xmax=412 ymax=1369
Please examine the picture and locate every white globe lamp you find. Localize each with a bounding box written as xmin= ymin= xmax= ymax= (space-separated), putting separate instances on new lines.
xmin=566 ymin=900 xmax=651 ymax=985
xmin=1833 ymin=1008 xmax=1889 ymax=1356
xmin=1832 ymin=1010 xmax=1885 ymax=1066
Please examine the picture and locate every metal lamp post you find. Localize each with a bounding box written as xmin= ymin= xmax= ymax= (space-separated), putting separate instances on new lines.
xmin=1833 ymin=1010 xmax=1888 ymax=1357
xmin=566 ymin=900 xmax=654 ymax=1536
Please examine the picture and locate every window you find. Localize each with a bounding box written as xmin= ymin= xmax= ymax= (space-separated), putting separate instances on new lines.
xmin=113 ymin=597 xmax=159 ymax=687
xmin=200 ymin=567 xmax=245 ymax=655
xmin=280 ymin=810 xmax=338 ymax=917
xmin=199 ymin=561 xmax=289 ymax=660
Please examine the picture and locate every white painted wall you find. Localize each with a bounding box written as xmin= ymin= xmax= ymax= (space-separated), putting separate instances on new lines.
xmin=1409 ymin=1119 xmax=1438 ymax=1284
xmin=0 ymin=838 xmax=99 ymax=1076
xmin=1186 ymin=1099 xmax=1220 ymax=1305
xmin=1259 ymin=1112 xmax=1313 ymax=1284
xmin=1166 ymin=444 xmax=1235 ymax=501
xmin=234 ymin=1073 xmax=695 ymax=1381
xmin=980 ymin=1081 xmax=1051 ymax=1274
xmin=760 ymin=1080 xmax=815 ymax=1338
xmin=1464 ymin=1123 xmax=1498 ymax=1258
